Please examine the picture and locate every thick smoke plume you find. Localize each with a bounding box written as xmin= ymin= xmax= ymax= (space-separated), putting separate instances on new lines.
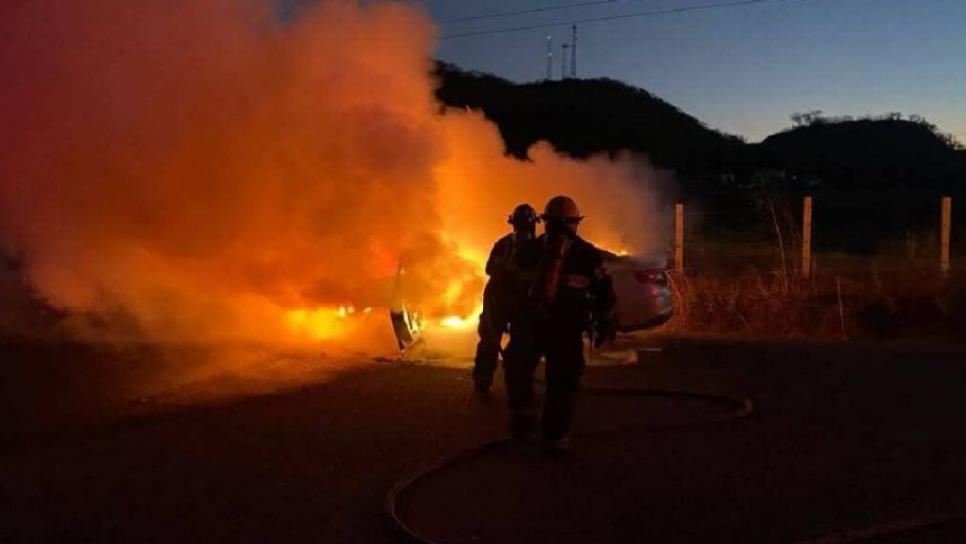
xmin=0 ymin=1 xmax=662 ymax=350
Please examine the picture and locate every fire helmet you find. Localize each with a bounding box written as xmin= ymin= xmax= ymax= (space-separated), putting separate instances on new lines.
xmin=507 ymin=203 xmax=539 ymax=228
xmin=541 ymin=195 xmax=583 ymax=223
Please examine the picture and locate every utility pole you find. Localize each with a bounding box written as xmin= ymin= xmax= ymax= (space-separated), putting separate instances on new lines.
xmin=941 ymin=196 xmax=952 ymax=276
xmin=570 ymin=24 xmax=578 ymax=78
xmin=802 ymin=196 xmax=813 ymax=281
xmin=545 ymin=35 xmax=553 ymax=80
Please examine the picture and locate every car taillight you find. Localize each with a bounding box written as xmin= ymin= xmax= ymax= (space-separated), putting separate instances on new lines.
xmin=633 ymin=269 xmax=667 ymax=285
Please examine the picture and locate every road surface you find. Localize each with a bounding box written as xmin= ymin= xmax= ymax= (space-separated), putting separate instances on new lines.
xmin=2 ymin=338 xmax=966 ymax=542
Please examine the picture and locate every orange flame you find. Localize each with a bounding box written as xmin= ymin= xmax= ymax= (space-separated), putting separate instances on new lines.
xmin=0 ymin=1 xmax=662 ymax=354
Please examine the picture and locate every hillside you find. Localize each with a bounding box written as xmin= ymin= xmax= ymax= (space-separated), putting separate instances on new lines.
xmin=760 ymin=119 xmax=965 ymax=189
xmin=434 ymin=62 xmax=965 ymax=192
xmin=434 ymin=62 xmax=748 ymax=179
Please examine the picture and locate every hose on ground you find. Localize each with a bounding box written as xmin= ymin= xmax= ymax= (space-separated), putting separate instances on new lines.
xmin=385 ymin=377 xmax=755 ymax=544
xmin=385 ymin=372 xmax=966 ymax=543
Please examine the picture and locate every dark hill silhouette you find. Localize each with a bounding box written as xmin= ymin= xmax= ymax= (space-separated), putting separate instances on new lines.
xmin=434 ymin=62 xmax=748 ymax=179
xmin=760 ymin=118 xmax=964 ymax=189
xmin=434 ymin=62 xmax=965 ymax=192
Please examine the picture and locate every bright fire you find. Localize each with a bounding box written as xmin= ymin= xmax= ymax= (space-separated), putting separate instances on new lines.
xmin=0 ymin=1 xmax=662 ymax=354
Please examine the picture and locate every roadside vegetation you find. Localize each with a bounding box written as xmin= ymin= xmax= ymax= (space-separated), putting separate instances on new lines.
xmin=664 ymin=264 xmax=966 ymax=343
xmin=661 ymin=193 xmax=965 ymax=343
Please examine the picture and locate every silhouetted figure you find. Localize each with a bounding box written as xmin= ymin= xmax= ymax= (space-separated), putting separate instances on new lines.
xmin=503 ymin=196 xmax=617 ymax=455
xmin=473 ymin=204 xmax=540 ymax=392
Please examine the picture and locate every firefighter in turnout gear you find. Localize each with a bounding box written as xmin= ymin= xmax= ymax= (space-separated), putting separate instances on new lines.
xmin=503 ymin=195 xmax=617 ymax=454
xmin=473 ymin=204 xmax=541 ymax=392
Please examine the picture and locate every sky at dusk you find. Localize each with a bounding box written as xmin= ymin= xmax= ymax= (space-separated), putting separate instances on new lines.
xmin=424 ymin=0 xmax=966 ymax=143
xmin=276 ymin=0 xmax=966 ymax=143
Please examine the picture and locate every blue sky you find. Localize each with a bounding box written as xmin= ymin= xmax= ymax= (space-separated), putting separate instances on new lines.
xmin=292 ymin=0 xmax=966 ymax=143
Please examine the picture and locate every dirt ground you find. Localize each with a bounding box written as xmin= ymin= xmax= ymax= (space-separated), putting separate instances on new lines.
xmin=3 ymin=338 xmax=966 ymax=543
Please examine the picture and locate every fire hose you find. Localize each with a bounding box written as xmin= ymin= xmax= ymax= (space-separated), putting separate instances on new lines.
xmin=385 ymin=371 xmax=966 ymax=544
xmin=385 ymin=374 xmax=756 ymax=544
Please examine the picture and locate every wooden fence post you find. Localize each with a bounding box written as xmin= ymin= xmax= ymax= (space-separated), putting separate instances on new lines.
xmin=941 ymin=196 xmax=952 ymax=276
xmin=801 ymin=196 xmax=813 ymax=280
xmin=674 ymin=203 xmax=684 ymax=270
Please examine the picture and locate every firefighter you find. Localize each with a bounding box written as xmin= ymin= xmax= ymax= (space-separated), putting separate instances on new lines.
xmin=502 ymin=195 xmax=617 ymax=454
xmin=473 ymin=203 xmax=541 ymax=393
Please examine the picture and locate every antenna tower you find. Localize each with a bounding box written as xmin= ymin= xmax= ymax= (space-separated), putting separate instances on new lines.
xmin=545 ymin=35 xmax=553 ymax=80
xmin=570 ymin=25 xmax=578 ymax=78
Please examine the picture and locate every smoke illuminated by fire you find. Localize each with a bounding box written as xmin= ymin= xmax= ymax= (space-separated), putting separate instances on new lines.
xmin=0 ymin=1 xmax=661 ymax=352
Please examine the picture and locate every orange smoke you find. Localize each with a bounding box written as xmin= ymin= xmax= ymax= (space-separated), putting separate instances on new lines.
xmin=0 ymin=1 xmax=662 ymax=351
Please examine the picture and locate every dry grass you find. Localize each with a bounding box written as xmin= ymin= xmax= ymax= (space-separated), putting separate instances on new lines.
xmin=665 ymin=190 xmax=965 ymax=343
xmin=663 ymin=261 xmax=966 ymax=343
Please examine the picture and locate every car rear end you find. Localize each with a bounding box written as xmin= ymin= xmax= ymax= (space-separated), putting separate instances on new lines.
xmin=603 ymin=253 xmax=673 ymax=332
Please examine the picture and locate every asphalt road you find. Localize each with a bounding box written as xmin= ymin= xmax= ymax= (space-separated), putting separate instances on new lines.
xmin=3 ymin=338 xmax=966 ymax=543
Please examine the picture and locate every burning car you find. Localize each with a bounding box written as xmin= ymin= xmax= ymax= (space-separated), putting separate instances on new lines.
xmin=390 ymin=251 xmax=673 ymax=350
